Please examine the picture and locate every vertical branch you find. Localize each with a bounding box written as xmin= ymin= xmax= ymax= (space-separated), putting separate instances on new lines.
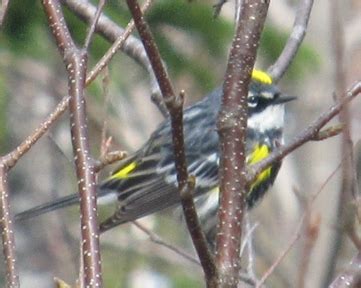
xmin=216 ymin=0 xmax=269 ymax=286
xmin=67 ymin=49 xmax=103 ymax=288
xmin=83 ymin=0 xmax=106 ymax=49
xmin=0 ymin=94 xmax=70 ymax=288
xmin=0 ymin=163 xmax=19 ymax=288
xmin=125 ymin=0 xmax=217 ymax=285
xmin=324 ymin=0 xmax=356 ymax=284
xmin=41 ymin=0 xmax=102 ymax=286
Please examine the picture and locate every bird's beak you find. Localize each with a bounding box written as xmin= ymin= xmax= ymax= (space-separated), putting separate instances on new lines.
xmin=275 ymin=95 xmax=297 ymax=104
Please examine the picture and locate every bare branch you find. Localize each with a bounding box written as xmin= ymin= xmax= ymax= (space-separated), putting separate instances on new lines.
xmin=63 ymin=0 xmax=167 ymax=117
xmin=325 ymin=0 xmax=357 ymax=283
xmin=0 ymin=93 xmax=71 ymax=288
xmin=312 ymin=125 xmax=343 ymax=141
xmin=257 ymin=161 xmax=342 ymax=288
xmin=215 ymin=1 xmax=269 ymax=286
xmin=94 ymin=151 xmax=128 ymax=173
xmin=42 ymin=0 xmax=103 ymax=286
xmin=268 ymin=0 xmax=314 ymax=82
xmin=132 ymin=221 xmax=200 ymax=266
xmin=85 ymin=0 xmax=154 ymax=86
xmin=297 ymin=212 xmax=321 ymax=288
xmin=62 ymin=0 xmax=149 ymax=70
xmin=256 ymin=215 xmax=305 ymax=288
xmin=180 ymin=176 xmax=217 ymax=283
xmin=125 ymin=0 xmax=217 ymax=285
xmin=0 ymin=165 xmax=19 ymax=288
xmin=83 ymin=0 xmax=106 ymax=50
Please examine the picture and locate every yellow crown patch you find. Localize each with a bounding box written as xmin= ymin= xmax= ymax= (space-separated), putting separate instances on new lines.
xmin=252 ymin=70 xmax=273 ymax=84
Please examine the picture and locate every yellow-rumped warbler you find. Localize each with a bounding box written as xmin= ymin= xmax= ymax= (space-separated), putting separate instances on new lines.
xmin=16 ymin=70 xmax=294 ymax=238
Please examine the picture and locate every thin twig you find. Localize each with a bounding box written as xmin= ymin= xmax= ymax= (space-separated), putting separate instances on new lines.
xmin=324 ymin=1 xmax=357 ymax=285
xmin=268 ymin=0 xmax=314 ymax=82
xmin=0 ymin=165 xmax=19 ymax=288
xmin=256 ymin=215 xmax=305 ymax=288
xmin=85 ymin=0 xmax=154 ymax=86
xmin=125 ymin=1 xmax=217 ymax=285
xmin=132 ymin=221 xmax=200 ymax=266
xmin=297 ymin=212 xmax=321 ymax=288
xmin=42 ymin=0 xmax=103 ymax=286
xmin=63 ymin=0 xmax=167 ymax=116
xmin=83 ymin=0 xmax=106 ymax=49
xmin=215 ymin=1 xmax=269 ymax=286
xmin=0 ymin=94 xmax=70 ymax=288
xmin=100 ymin=69 xmax=111 ymax=159
xmin=180 ymin=176 xmax=217 ymax=283
xmin=256 ymin=161 xmax=342 ymax=288
xmin=94 ymin=151 xmax=127 ymax=173
xmin=63 ymin=0 xmax=148 ymax=70
xmin=247 ymin=81 xmax=361 ymax=186
xmin=312 ymin=125 xmax=343 ymax=141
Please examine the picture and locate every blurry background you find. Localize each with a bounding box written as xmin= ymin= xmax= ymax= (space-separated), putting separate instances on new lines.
xmin=0 ymin=0 xmax=361 ymax=287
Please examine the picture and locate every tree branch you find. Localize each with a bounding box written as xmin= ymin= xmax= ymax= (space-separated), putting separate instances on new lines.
xmin=268 ymin=0 xmax=314 ymax=82
xmin=62 ymin=0 xmax=167 ymax=116
xmin=215 ymin=1 xmax=269 ymax=286
xmin=42 ymin=0 xmax=102 ymax=286
xmin=125 ymin=0 xmax=217 ymax=285
xmin=0 ymin=165 xmax=19 ymax=288
xmin=132 ymin=221 xmax=200 ymax=266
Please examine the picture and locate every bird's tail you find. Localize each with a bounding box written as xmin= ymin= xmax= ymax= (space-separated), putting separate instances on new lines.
xmin=15 ymin=188 xmax=115 ymax=222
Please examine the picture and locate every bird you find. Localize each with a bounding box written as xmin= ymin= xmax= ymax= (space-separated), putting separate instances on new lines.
xmin=15 ymin=70 xmax=295 ymax=241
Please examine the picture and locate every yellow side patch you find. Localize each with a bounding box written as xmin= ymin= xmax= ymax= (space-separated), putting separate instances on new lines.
xmin=252 ymin=70 xmax=273 ymax=85
xmin=109 ymin=161 xmax=137 ymax=180
xmin=247 ymin=144 xmax=271 ymax=190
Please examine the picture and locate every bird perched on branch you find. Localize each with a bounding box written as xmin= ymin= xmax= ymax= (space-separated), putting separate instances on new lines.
xmin=16 ymin=70 xmax=294 ymax=242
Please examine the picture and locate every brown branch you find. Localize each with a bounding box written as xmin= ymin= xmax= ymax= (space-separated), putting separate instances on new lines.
xmin=0 ymin=94 xmax=70 ymax=288
xmin=312 ymin=125 xmax=343 ymax=141
xmin=257 ymin=161 xmax=342 ymax=288
xmin=85 ymin=0 xmax=154 ymax=86
xmin=215 ymin=1 xmax=269 ymax=286
xmin=180 ymin=176 xmax=217 ymax=284
xmin=247 ymin=81 xmax=361 ymax=186
xmin=94 ymin=151 xmax=128 ymax=173
xmin=328 ymin=252 xmax=361 ymax=288
xmin=6 ymin=95 xmax=70 ymax=169
xmin=132 ymin=221 xmax=200 ymax=266
xmin=0 ymin=0 xmax=9 ymax=27
xmin=99 ymin=71 xmax=111 ymax=159
xmin=324 ymin=1 xmax=357 ymax=284
xmin=0 ymin=165 xmax=19 ymax=288
xmin=42 ymin=0 xmax=102 ymax=286
xmin=83 ymin=0 xmax=106 ymax=49
xmin=125 ymin=1 xmax=217 ymax=286
xmin=62 ymin=0 xmax=148 ymax=70
xmin=256 ymin=215 xmax=305 ymax=288
xmin=268 ymin=0 xmax=314 ymax=82
xmin=297 ymin=212 xmax=321 ymax=288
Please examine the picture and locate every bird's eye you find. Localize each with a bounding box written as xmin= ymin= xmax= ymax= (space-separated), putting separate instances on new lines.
xmin=248 ymin=96 xmax=258 ymax=108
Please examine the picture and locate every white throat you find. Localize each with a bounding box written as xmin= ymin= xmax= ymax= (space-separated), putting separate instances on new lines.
xmin=247 ymin=104 xmax=285 ymax=133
